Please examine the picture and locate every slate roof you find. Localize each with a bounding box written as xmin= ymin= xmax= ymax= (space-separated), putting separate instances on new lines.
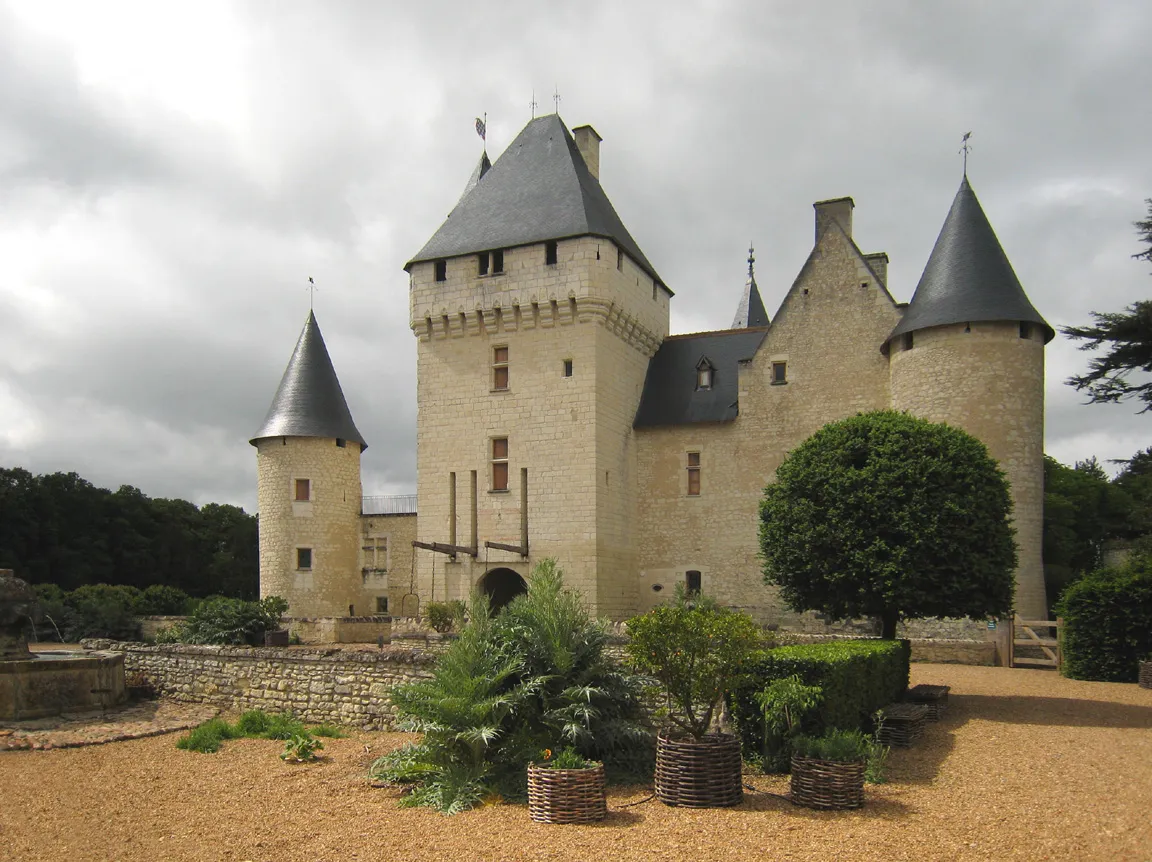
xmin=250 ymin=311 xmax=367 ymax=451
xmin=634 ymin=328 xmax=767 ymax=427
xmin=884 ymin=176 xmax=1053 ymax=351
xmin=731 ymin=250 xmax=769 ymax=328
xmin=407 ymin=114 xmax=665 ymax=288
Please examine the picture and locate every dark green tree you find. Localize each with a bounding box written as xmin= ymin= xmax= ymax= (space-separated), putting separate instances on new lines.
xmin=1062 ymin=200 xmax=1152 ymax=411
xmin=759 ymin=411 xmax=1017 ymax=639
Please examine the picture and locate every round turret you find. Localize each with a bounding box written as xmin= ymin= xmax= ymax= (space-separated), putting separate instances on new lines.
xmin=251 ymin=311 xmax=367 ymax=618
xmin=887 ymin=178 xmax=1052 ymax=619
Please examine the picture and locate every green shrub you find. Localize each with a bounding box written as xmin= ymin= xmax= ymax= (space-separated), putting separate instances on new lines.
xmin=281 ymin=733 xmax=323 ymax=762
xmin=1056 ymin=554 xmax=1152 ymax=681
xmin=261 ymin=712 xmax=308 ymax=740
xmin=309 ymin=724 xmax=346 ymax=739
xmin=752 ymin=675 xmax=824 ymax=771
xmin=729 ymin=639 xmax=908 ymax=765
xmin=234 ymin=709 xmax=273 ymax=736
xmin=425 ymin=600 xmax=466 ymax=633
xmin=176 ymin=718 xmax=241 ymax=753
xmin=791 ymin=728 xmax=870 ymax=761
xmin=626 ymin=590 xmax=763 ymax=739
xmin=536 ymin=747 xmax=595 ymax=769
xmin=140 ymin=584 xmax=193 ymax=616
xmin=166 ymin=595 xmax=288 ymax=645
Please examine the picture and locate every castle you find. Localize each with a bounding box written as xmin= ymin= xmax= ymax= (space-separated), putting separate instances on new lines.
xmin=250 ymin=113 xmax=1052 ymax=633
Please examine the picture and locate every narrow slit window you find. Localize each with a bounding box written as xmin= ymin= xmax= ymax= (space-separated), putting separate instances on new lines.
xmin=617 ymin=247 xmax=623 ymax=271
xmin=492 ymin=249 xmax=504 ymax=274
xmin=493 ymin=346 xmax=509 ymax=390
xmin=1019 ymin=322 xmax=1031 ymax=339
xmin=563 ymin=359 xmax=573 ymax=378
xmin=545 ymin=241 xmax=558 ymax=266
xmin=771 ymin=361 xmax=787 ymax=384
xmin=294 ymin=478 xmax=311 ymax=502
xmin=492 ymin=437 xmax=509 ymax=491
xmin=478 ymin=252 xmax=490 ymax=277
xmin=904 ymin=332 xmax=915 ymax=351
xmin=687 ymin=452 xmax=701 ymax=496
xmin=297 ymin=548 xmax=312 ymax=570
xmin=434 ymin=259 xmax=447 ymax=282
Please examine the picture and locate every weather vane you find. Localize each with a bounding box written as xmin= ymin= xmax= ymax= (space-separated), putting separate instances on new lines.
xmin=959 ymin=131 xmax=972 ymax=176
xmin=553 ymin=85 xmax=561 ymax=114
xmin=530 ymin=90 xmax=537 ymax=119
xmin=474 ymin=113 xmax=487 ymax=151
xmin=307 ymin=276 xmax=317 ymax=310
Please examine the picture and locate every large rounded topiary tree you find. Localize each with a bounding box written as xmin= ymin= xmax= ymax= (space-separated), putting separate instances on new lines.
xmin=759 ymin=410 xmax=1017 ymax=639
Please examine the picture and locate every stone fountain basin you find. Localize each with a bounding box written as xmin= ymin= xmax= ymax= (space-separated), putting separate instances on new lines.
xmin=0 ymin=650 xmax=126 ymax=721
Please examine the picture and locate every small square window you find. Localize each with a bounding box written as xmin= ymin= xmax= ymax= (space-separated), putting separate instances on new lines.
xmin=545 ymin=241 xmax=558 ymax=266
xmin=376 ymin=596 xmax=389 ymax=614
xmin=492 ymin=437 xmax=509 ymax=491
xmin=336 ymin=438 xmax=346 ymax=448
xmin=771 ymin=362 xmax=787 ymax=384
xmin=435 ymin=259 xmax=447 ymax=282
xmin=294 ymin=478 xmax=310 ymax=502
xmin=493 ymin=346 xmax=509 ymax=390
xmin=563 ymin=359 xmax=573 ymax=378
xmin=297 ymin=548 xmax=312 ymax=570
xmin=687 ymin=452 xmax=701 ymax=496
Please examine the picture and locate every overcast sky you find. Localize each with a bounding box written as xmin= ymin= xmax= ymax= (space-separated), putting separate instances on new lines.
xmin=2 ymin=0 xmax=1150 ymax=514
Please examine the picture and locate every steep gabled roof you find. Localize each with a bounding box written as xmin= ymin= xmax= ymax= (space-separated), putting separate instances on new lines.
xmin=884 ymin=176 xmax=1053 ymax=352
xmin=407 ymin=114 xmax=665 ymax=288
xmin=455 ymin=150 xmax=491 ymax=208
xmin=250 ymin=311 xmax=367 ymax=451
xmin=634 ymin=328 xmax=767 ymax=428
xmin=731 ymin=248 xmax=769 ymax=328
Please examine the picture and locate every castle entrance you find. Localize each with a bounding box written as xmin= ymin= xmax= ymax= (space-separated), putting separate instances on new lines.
xmin=478 ymin=567 xmax=527 ymax=614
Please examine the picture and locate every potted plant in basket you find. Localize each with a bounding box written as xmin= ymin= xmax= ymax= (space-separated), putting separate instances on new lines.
xmin=527 ymin=747 xmax=607 ymax=824
xmin=789 ymin=729 xmax=876 ymax=810
xmin=625 ymin=590 xmax=762 ymax=807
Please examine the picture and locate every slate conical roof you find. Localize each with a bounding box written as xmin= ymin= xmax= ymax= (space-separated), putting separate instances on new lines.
xmin=407 ymin=114 xmax=665 ymax=288
xmin=250 ymin=311 xmax=367 ymax=451
xmin=884 ymin=176 xmax=1052 ymax=352
xmin=731 ymin=247 xmax=769 ymax=329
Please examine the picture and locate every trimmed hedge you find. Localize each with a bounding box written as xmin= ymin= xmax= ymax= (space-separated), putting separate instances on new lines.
xmin=729 ymin=639 xmax=910 ymax=764
xmin=1056 ymin=555 xmax=1152 ymax=682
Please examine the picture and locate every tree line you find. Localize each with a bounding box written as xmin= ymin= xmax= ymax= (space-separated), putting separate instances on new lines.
xmin=0 ymin=467 xmax=257 ymax=598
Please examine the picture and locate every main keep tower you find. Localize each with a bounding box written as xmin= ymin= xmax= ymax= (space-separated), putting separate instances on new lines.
xmin=885 ymin=176 xmax=1053 ymax=619
xmin=405 ymin=114 xmax=670 ymax=616
xmin=251 ymin=311 xmax=367 ymax=618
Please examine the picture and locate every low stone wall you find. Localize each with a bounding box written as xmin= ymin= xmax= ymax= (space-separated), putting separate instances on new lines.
xmin=81 ymin=640 xmax=435 ymax=729
xmin=288 ymin=615 xmax=392 ymax=645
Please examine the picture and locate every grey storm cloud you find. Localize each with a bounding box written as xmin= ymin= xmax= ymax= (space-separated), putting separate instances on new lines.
xmin=1 ymin=0 xmax=1150 ymax=516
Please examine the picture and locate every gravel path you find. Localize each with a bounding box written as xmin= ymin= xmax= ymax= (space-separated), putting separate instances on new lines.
xmin=1 ymin=664 xmax=1149 ymax=861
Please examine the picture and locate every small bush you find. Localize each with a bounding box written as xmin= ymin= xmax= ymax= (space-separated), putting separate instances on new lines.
xmin=176 ymin=718 xmax=241 ymax=753
xmin=537 ymin=747 xmax=595 ymax=769
xmin=1057 ymin=554 xmax=1152 ymax=682
xmin=234 ymin=709 xmax=273 ymax=736
xmin=729 ymin=639 xmax=909 ymax=765
xmin=281 ymin=733 xmax=323 ymax=762
xmin=166 ymin=595 xmax=288 ymax=645
xmin=262 ymin=713 xmax=308 ymax=740
xmin=425 ymin=600 xmax=466 ymax=633
xmin=791 ymin=728 xmax=870 ymax=762
xmin=140 ymin=584 xmax=193 ymax=616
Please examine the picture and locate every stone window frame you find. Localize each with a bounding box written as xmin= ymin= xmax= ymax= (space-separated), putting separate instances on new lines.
xmin=294 ymin=478 xmax=311 ymax=502
xmin=376 ymin=596 xmax=389 ymax=613
xmin=491 ymin=436 xmax=510 ymax=493
xmin=296 ymin=547 xmax=313 ymax=571
xmin=771 ymin=361 xmax=788 ymax=385
xmin=563 ymin=358 xmax=573 ymax=378
xmin=545 ymin=241 xmax=558 ymax=266
xmin=686 ymin=570 xmax=702 ymax=595
xmin=492 ymin=345 xmax=510 ymax=391
xmin=686 ymin=451 xmax=701 ymax=497
xmin=362 ymin=535 xmax=389 ymax=572
xmin=478 ymin=249 xmax=505 ymax=277
xmin=434 ymin=259 xmax=448 ymax=282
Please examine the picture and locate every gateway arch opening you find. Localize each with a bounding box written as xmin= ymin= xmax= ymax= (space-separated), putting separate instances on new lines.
xmin=479 ymin=567 xmax=527 ymax=614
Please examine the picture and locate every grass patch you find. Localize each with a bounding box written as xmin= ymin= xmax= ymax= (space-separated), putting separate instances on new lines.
xmin=309 ymin=724 xmax=346 ymax=738
xmin=177 ymin=710 xmax=321 ymax=754
xmin=175 ymin=718 xmax=240 ymax=753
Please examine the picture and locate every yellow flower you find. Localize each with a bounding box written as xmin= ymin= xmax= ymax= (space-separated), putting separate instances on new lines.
xmin=543 ymin=748 xmax=552 ymax=760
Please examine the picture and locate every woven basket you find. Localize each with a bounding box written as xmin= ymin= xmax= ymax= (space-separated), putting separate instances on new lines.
xmin=905 ymin=684 xmax=950 ymax=721
xmin=1139 ymin=660 xmax=1152 ymax=690
xmin=527 ymin=762 xmax=606 ymax=824
xmin=654 ymin=732 xmax=743 ymax=808
xmin=790 ymin=754 xmax=865 ymax=810
xmin=875 ymin=702 xmax=929 ymax=748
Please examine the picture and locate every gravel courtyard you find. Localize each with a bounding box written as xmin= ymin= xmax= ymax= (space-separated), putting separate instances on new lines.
xmin=2 ymin=663 xmax=1149 ymax=862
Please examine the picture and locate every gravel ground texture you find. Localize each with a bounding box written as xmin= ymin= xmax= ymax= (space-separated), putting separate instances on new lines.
xmin=1 ymin=663 xmax=1150 ymax=862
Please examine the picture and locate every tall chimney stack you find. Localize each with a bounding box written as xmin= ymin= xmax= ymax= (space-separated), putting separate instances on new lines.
xmin=813 ymin=196 xmax=854 ymax=242
xmin=863 ymin=252 xmax=889 ymax=287
xmin=572 ymin=125 xmax=602 ymax=181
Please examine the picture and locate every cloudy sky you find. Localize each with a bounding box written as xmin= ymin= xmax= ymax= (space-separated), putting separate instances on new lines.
xmin=2 ymin=0 xmax=1150 ymax=514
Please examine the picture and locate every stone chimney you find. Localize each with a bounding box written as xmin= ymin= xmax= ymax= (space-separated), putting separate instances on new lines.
xmin=572 ymin=125 xmax=602 ymax=181
xmin=863 ymin=252 xmax=889 ymax=287
xmin=813 ymin=196 xmax=854 ymax=242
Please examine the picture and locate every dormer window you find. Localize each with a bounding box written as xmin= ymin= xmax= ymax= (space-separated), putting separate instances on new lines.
xmin=696 ymin=358 xmax=714 ymax=390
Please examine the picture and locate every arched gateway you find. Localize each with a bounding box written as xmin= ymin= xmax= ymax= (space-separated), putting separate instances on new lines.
xmin=478 ymin=567 xmax=527 ymax=613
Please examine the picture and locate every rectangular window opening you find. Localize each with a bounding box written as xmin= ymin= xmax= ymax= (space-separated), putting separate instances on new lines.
xmin=478 ymin=252 xmax=489 ymax=277
xmin=492 ymin=249 xmax=504 ymax=274
xmin=697 ymin=367 xmax=712 ymax=389
xmin=376 ymin=596 xmax=389 ymax=614
xmin=771 ymin=361 xmax=787 ymax=385
xmin=563 ymin=359 xmax=573 ymax=378
xmin=904 ymin=332 xmax=915 ymax=351
xmin=493 ymin=345 xmax=509 ymax=390
xmin=1019 ymin=322 xmax=1031 ymax=339
xmin=686 ymin=570 xmax=702 ymax=595
xmin=687 ymin=452 xmax=701 ymax=496
xmin=492 ymin=437 xmax=509 ymax=491
xmin=616 ymin=247 xmax=623 ymax=271
xmin=336 ymin=438 xmax=346 ymax=448
xmin=294 ymin=478 xmax=311 ymax=502
xmin=434 ymin=259 xmax=447 ymax=282
xmin=545 ymin=241 xmax=558 ymax=266
xmin=297 ymin=548 xmax=312 ymax=570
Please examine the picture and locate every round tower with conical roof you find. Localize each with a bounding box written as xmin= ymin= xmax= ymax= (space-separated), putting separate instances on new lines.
xmin=250 ymin=311 xmax=368 ymax=618
xmin=884 ymin=177 xmax=1053 ymax=619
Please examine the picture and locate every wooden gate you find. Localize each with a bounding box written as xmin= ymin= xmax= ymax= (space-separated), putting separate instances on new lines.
xmin=1008 ymin=616 xmax=1062 ymax=669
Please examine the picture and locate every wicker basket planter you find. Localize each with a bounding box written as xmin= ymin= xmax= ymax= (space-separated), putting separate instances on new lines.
xmin=527 ymin=762 xmax=606 ymax=824
xmin=1139 ymin=660 xmax=1152 ymax=690
xmin=905 ymin=684 xmax=950 ymax=721
xmin=790 ymin=754 xmax=866 ymax=810
xmin=875 ymin=702 xmax=929 ymax=748
xmin=654 ymin=732 xmax=743 ymax=808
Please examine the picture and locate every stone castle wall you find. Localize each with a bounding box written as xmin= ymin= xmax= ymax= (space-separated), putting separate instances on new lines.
xmin=257 ymin=437 xmax=363 ymax=618
xmin=82 ymin=640 xmax=435 ymax=730
xmin=359 ymin=512 xmax=417 ymax=616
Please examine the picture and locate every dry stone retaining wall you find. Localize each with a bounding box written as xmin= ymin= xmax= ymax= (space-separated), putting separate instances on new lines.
xmin=81 ymin=640 xmax=435 ymax=730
